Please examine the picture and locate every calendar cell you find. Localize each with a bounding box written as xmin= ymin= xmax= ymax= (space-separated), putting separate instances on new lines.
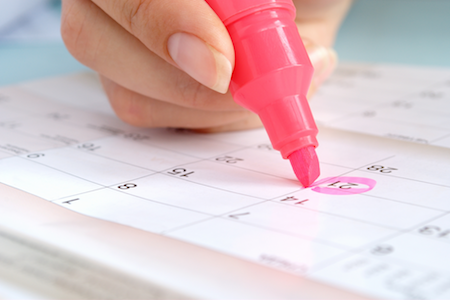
xmin=114 ymin=174 xmax=262 ymax=215
xmin=211 ymin=147 xmax=296 ymax=180
xmin=75 ymin=136 xmax=198 ymax=172
xmin=361 ymin=233 xmax=450 ymax=273
xmin=311 ymin=254 xmax=450 ymax=300
xmin=164 ymin=160 xmax=300 ymax=199
xmin=169 ymin=218 xmax=346 ymax=274
xmin=0 ymin=127 xmax=61 ymax=155
xmin=273 ymin=188 xmax=441 ymax=230
xmin=219 ymin=202 xmax=397 ymax=249
xmin=369 ymin=153 xmax=450 ymax=187
xmin=412 ymin=214 xmax=450 ymax=243
xmin=0 ymin=157 xmax=101 ymax=200
xmin=317 ymin=135 xmax=394 ymax=170
xmin=331 ymin=116 xmax=450 ymax=145
xmin=54 ymin=188 xmax=209 ymax=233
xmin=23 ymin=147 xmax=153 ymax=186
xmin=15 ymin=117 xmax=111 ymax=146
xmin=348 ymin=170 xmax=450 ymax=211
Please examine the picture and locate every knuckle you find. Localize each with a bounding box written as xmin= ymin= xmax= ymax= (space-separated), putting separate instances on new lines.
xmin=120 ymin=0 xmax=152 ymax=35
xmin=118 ymin=0 xmax=170 ymax=52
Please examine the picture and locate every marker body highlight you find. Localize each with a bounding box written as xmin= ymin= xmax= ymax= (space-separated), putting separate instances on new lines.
xmin=206 ymin=0 xmax=320 ymax=186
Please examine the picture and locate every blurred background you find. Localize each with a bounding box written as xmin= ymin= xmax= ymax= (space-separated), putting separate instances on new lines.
xmin=1 ymin=0 xmax=449 ymax=86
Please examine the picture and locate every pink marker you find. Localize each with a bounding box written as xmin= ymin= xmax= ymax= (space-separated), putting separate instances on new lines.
xmin=206 ymin=0 xmax=320 ymax=187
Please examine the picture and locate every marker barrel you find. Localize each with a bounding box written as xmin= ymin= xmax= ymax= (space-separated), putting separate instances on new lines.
xmin=206 ymin=0 xmax=318 ymax=159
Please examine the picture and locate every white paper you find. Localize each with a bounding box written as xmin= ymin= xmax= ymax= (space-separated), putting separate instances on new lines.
xmin=310 ymin=63 xmax=450 ymax=148
xmin=1 ymin=64 xmax=450 ymax=300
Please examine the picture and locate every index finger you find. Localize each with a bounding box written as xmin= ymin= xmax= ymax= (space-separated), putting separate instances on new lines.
xmin=91 ymin=0 xmax=235 ymax=93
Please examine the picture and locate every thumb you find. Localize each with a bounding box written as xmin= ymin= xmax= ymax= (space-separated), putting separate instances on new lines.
xmin=91 ymin=0 xmax=234 ymax=94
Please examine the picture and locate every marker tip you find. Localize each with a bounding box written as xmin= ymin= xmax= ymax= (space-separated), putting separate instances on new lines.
xmin=288 ymin=146 xmax=320 ymax=187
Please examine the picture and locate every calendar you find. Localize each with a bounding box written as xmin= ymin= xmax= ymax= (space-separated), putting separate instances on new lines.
xmin=1 ymin=63 xmax=450 ymax=300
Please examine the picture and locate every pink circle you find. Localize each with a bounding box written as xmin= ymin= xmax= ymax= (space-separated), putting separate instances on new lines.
xmin=311 ymin=177 xmax=376 ymax=195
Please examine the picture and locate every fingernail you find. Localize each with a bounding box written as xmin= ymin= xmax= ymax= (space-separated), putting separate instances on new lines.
xmin=168 ymin=32 xmax=232 ymax=94
xmin=306 ymin=44 xmax=338 ymax=87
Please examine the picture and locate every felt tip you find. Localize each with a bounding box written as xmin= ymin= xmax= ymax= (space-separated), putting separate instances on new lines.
xmin=288 ymin=146 xmax=320 ymax=187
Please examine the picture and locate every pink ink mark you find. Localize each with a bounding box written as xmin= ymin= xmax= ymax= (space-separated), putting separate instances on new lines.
xmin=311 ymin=177 xmax=376 ymax=195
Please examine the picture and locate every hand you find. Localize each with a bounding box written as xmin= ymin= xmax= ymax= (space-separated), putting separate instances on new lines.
xmin=61 ymin=0 xmax=351 ymax=132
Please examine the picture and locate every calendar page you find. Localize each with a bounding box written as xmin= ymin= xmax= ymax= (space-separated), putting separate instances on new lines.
xmin=311 ymin=63 xmax=450 ymax=148
xmin=1 ymin=64 xmax=450 ymax=300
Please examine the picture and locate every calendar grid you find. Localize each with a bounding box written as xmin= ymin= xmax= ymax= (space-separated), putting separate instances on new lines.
xmin=356 ymin=194 xmax=446 ymax=212
xmin=2 ymin=64 xmax=450 ymax=299
xmin=46 ymin=136 xmax=446 ymax=239
xmin=25 ymin=132 xmax=427 ymax=261
xmin=310 ymin=63 xmax=450 ymax=153
xmin=211 ymin=217 xmax=353 ymax=250
xmin=311 ymin=210 xmax=450 ymax=273
xmin=357 ymin=170 xmax=450 ymax=189
xmin=5 ymin=112 xmax=450 ymax=256
xmin=432 ymin=133 xmax=450 ymax=143
xmin=325 ymin=79 xmax=450 ymax=128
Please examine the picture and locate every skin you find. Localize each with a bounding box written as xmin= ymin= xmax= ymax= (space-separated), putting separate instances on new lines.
xmin=61 ymin=0 xmax=352 ymax=132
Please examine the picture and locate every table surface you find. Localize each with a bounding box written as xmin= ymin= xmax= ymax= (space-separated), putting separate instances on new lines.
xmin=0 ymin=0 xmax=449 ymax=86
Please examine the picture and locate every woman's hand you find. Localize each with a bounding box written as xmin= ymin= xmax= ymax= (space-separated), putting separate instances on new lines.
xmin=61 ymin=0 xmax=351 ymax=132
